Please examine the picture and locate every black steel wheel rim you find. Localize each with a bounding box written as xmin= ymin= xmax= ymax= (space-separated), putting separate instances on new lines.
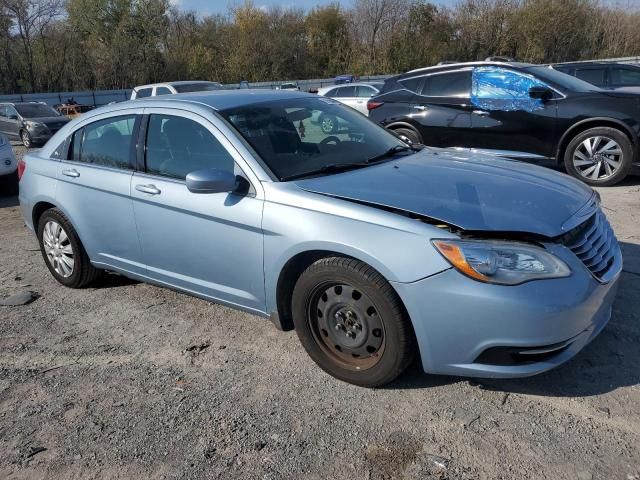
xmin=307 ymin=282 xmax=386 ymax=371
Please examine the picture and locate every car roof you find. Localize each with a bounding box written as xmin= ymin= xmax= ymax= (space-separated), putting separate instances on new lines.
xmin=318 ymin=82 xmax=383 ymax=93
xmin=122 ymin=89 xmax=313 ymax=111
xmin=403 ymin=61 xmax=534 ymax=76
xmin=133 ymin=80 xmax=221 ymax=90
xmin=552 ymin=61 xmax=640 ymax=68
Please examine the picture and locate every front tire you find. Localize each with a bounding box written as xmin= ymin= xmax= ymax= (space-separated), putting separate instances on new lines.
xmin=20 ymin=130 xmax=32 ymax=149
xmin=393 ymin=127 xmax=422 ymax=145
xmin=37 ymin=208 xmax=101 ymax=288
xmin=292 ymin=257 xmax=416 ymax=387
xmin=319 ymin=114 xmax=338 ymax=134
xmin=564 ymin=127 xmax=633 ymax=186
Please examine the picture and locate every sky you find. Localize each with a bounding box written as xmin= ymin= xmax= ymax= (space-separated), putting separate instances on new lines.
xmin=174 ymin=0 xmax=452 ymax=17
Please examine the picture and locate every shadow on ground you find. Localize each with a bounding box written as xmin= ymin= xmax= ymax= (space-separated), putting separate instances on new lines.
xmin=389 ymin=241 xmax=640 ymax=398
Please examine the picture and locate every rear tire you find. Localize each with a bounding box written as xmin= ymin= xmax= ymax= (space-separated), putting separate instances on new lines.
xmin=563 ymin=127 xmax=633 ymax=186
xmin=37 ymin=208 xmax=102 ymax=288
xmin=292 ymin=257 xmax=416 ymax=387
xmin=392 ymin=127 xmax=422 ymax=145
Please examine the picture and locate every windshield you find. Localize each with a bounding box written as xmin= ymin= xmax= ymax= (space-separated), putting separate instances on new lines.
xmin=15 ymin=104 xmax=59 ymax=118
xmin=173 ymin=82 xmax=222 ymax=93
xmin=525 ymin=66 xmax=602 ymax=92
xmin=221 ymin=97 xmax=407 ymax=181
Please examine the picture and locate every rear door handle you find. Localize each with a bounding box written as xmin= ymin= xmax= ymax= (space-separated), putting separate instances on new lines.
xmin=472 ymin=110 xmax=490 ymax=116
xmin=135 ymin=184 xmax=161 ymax=195
xmin=61 ymin=168 xmax=80 ymax=178
xmin=413 ymin=105 xmax=427 ymax=111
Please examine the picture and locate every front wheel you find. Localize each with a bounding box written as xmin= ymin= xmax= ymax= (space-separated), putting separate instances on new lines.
xmin=319 ymin=114 xmax=338 ymax=134
xmin=393 ymin=127 xmax=422 ymax=145
xmin=564 ymin=127 xmax=633 ymax=186
xmin=21 ymin=130 xmax=32 ymax=148
xmin=292 ymin=257 xmax=416 ymax=387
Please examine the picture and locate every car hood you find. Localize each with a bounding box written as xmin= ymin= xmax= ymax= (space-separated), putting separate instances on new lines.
xmin=294 ymin=148 xmax=595 ymax=238
xmin=29 ymin=116 xmax=69 ymax=127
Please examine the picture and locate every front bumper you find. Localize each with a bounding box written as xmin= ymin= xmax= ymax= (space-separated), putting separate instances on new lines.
xmin=392 ymin=244 xmax=621 ymax=378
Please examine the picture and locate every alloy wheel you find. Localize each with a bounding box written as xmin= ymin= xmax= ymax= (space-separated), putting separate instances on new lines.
xmin=42 ymin=220 xmax=75 ymax=278
xmin=321 ymin=116 xmax=335 ymax=134
xmin=21 ymin=131 xmax=31 ymax=148
xmin=308 ymin=283 xmax=385 ymax=371
xmin=572 ymin=135 xmax=622 ymax=181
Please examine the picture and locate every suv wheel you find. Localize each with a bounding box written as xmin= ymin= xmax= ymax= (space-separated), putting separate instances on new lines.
xmin=292 ymin=257 xmax=415 ymax=387
xmin=393 ymin=127 xmax=422 ymax=145
xmin=564 ymin=127 xmax=633 ymax=186
xmin=20 ymin=130 xmax=32 ymax=148
xmin=37 ymin=208 xmax=102 ymax=288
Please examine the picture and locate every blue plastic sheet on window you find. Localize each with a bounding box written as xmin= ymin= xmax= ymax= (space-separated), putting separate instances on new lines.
xmin=471 ymin=66 xmax=547 ymax=112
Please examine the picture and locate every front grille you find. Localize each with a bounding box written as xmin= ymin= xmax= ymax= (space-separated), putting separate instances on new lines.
xmin=561 ymin=209 xmax=619 ymax=281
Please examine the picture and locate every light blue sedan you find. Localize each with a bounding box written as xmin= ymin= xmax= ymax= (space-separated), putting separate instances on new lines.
xmin=17 ymin=90 xmax=622 ymax=387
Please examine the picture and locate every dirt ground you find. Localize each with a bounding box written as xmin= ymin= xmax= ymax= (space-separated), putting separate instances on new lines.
xmin=0 ymin=144 xmax=639 ymax=480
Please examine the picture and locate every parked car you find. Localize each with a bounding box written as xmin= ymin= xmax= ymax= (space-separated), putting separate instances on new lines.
xmin=277 ymin=81 xmax=300 ymax=91
xmin=18 ymin=91 xmax=621 ymax=387
xmin=239 ymin=80 xmax=250 ymax=89
xmin=552 ymin=61 xmax=640 ymax=93
xmin=130 ymin=81 xmax=223 ymax=99
xmin=369 ymin=61 xmax=640 ymax=186
xmin=55 ymin=103 xmax=94 ymax=119
xmin=334 ymin=75 xmax=358 ymax=85
xmin=0 ymin=133 xmax=18 ymax=193
xmin=0 ymin=102 xmax=70 ymax=148
xmin=317 ymin=82 xmax=384 ymax=117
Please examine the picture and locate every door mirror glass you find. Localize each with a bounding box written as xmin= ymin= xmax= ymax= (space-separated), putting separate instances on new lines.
xmin=8 ymin=113 xmax=18 ymax=120
xmin=186 ymin=168 xmax=237 ymax=194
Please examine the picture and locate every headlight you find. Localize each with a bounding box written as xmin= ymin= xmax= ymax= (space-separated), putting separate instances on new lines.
xmin=432 ymin=239 xmax=571 ymax=285
xmin=25 ymin=121 xmax=45 ymax=129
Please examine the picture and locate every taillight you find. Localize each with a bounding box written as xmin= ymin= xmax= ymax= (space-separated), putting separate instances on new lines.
xmin=367 ymin=100 xmax=384 ymax=111
xmin=17 ymin=158 xmax=26 ymax=181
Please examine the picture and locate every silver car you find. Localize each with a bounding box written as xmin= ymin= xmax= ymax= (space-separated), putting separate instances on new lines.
xmin=317 ymin=82 xmax=384 ymax=117
xmin=18 ymin=90 xmax=621 ymax=387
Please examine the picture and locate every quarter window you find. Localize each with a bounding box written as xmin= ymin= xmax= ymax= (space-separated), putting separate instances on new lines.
xmin=399 ymin=76 xmax=425 ymax=94
xmin=357 ymin=86 xmax=376 ymax=98
xmin=145 ymin=115 xmax=235 ymax=180
xmin=324 ymin=88 xmax=339 ymax=98
xmin=425 ymin=71 xmax=471 ymax=97
xmin=71 ymin=115 xmax=136 ymax=169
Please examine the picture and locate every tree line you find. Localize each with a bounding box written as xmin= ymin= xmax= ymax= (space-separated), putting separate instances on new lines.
xmin=0 ymin=0 xmax=639 ymax=94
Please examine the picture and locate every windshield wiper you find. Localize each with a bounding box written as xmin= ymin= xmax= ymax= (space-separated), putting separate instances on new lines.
xmin=364 ymin=144 xmax=421 ymax=163
xmin=281 ymin=162 xmax=371 ymax=181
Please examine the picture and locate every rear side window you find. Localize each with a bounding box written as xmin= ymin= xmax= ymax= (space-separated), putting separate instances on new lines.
xmin=324 ymin=88 xmax=339 ymax=98
xmin=155 ymin=87 xmax=172 ymax=96
xmin=610 ymin=67 xmax=640 ymax=85
xmin=575 ymin=68 xmax=606 ymax=86
xmin=424 ymin=71 xmax=471 ymax=97
xmin=337 ymin=86 xmax=356 ymax=97
xmin=135 ymin=88 xmax=153 ymax=98
xmin=71 ymin=115 xmax=136 ymax=169
xmin=145 ymin=114 xmax=235 ymax=180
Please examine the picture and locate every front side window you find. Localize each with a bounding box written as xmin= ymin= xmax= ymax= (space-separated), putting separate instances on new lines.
xmin=424 ymin=71 xmax=471 ymax=97
xmin=72 ymin=115 xmax=136 ymax=169
xmin=221 ymin=97 xmax=407 ymax=181
xmin=145 ymin=115 xmax=235 ymax=180
xmin=610 ymin=67 xmax=640 ymax=86
xmin=575 ymin=68 xmax=606 ymax=86
xmin=136 ymin=88 xmax=153 ymax=98
xmin=471 ymin=67 xmax=551 ymax=112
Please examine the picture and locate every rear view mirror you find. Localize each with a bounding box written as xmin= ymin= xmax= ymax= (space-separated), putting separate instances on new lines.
xmin=186 ymin=168 xmax=237 ymax=194
xmin=529 ymin=86 xmax=553 ymax=101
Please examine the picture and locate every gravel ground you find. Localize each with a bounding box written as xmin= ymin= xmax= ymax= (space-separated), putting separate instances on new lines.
xmin=1 ymin=144 xmax=639 ymax=480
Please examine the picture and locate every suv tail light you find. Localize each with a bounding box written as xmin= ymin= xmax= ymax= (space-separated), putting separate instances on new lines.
xmin=17 ymin=158 xmax=26 ymax=181
xmin=367 ymin=100 xmax=384 ymax=111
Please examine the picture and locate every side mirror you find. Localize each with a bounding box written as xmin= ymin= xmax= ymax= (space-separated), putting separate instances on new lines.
xmin=8 ymin=114 xmax=18 ymax=120
xmin=186 ymin=168 xmax=237 ymax=194
xmin=529 ymin=86 xmax=553 ymax=101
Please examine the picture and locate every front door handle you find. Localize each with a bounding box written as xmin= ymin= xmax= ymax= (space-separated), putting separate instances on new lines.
xmin=413 ymin=105 xmax=427 ymax=111
xmin=61 ymin=168 xmax=80 ymax=178
xmin=472 ymin=110 xmax=490 ymax=116
xmin=135 ymin=184 xmax=161 ymax=195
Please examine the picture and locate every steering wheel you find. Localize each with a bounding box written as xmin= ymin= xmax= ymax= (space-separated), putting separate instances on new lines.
xmin=320 ymin=136 xmax=341 ymax=146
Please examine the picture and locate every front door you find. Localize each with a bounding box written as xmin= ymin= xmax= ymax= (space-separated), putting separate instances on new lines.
xmin=467 ymin=67 xmax=558 ymax=158
xmin=131 ymin=109 xmax=265 ymax=313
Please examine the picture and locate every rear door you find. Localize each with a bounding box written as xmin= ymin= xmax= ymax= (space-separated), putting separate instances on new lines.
xmin=354 ymin=85 xmax=377 ymax=115
xmin=130 ymin=108 xmax=265 ymax=312
xmin=334 ymin=85 xmax=360 ymax=112
xmin=55 ymin=110 xmax=145 ymax=274
xmin=407 ymin=69 xmax=475 ymax=147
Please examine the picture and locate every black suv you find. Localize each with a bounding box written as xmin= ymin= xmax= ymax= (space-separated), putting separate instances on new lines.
xmin=0 ymin=102 xmax=69 ymax=148
xmin=552 ymin=61 xmax=640 ymax=92
xmin=368 ymin=61 xmax=640 ymax=186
